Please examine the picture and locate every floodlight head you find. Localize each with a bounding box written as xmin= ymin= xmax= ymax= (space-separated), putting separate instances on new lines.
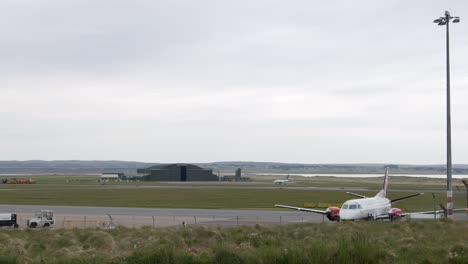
xmin=438 ymin=21 xmax=447 ymax=26
xmin=434 ymin=18 xmax=442 ymax=23
xmin=445 ymin=11 xmax=451 ymax=17
xmin=453 ymin=17 xmax=460 ymax=23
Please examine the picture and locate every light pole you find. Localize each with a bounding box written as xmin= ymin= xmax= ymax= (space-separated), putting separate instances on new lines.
xmin=433 ymin=11 xmax=460 ymax=219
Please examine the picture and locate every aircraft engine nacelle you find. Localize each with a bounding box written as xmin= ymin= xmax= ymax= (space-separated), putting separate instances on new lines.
xmin=325 ymin=207 xmax=340 ymax=221
xmin=388 ymin=208 xmax=403 ymax=221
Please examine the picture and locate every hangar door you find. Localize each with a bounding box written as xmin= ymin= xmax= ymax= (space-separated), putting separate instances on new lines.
xmin=180 ymin=166 xmax=187 ymax=181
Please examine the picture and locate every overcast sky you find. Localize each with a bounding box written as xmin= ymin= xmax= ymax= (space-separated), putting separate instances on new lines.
xmin=0 ymin=0 xmax=467 ymax=164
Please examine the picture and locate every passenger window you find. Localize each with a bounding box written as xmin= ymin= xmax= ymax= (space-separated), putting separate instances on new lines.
xmin=342 ymin=204 xmax=348 ymax=209
xmin=349 ymin=204 xmax=357 ymax=209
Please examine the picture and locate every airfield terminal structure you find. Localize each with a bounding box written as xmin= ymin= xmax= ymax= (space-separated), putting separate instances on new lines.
xmin=137 ymin=164 xmax=218 ymax=181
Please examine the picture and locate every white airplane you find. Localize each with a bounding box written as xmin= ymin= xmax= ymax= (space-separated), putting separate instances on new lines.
xmin=275 ymin=168 xmax=466 ymax=221
xmin=274 ymin=175 xmax=290 ymax=185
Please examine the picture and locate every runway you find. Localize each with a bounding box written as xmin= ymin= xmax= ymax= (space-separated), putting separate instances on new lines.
xmin=0 ymin=204 xmax=326 ymax=228
xmin=1 ymin=204 xmax=466 ymax=228
xmin=1 ymin=184 xmax=465 ymax=194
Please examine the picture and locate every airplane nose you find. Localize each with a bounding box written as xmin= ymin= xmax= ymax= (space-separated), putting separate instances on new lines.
xmin=340 ymin=211 xmax=346 ymax=219
xmin=340 ymin=210 xmax=350 ymax=220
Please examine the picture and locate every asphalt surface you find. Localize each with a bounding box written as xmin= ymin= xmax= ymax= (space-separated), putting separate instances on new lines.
xmin=1 ymin=204 xmax=466 ymax=229
xmin=1 ymin=184 xmax=466 ymax=227
xmin=1 ymin=184 xmax=466 ymax=194
xmin=1 ymin=204 xmax=327 ymax=228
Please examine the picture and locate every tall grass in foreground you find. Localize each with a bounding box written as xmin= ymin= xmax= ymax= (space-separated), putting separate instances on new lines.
xmin=0 ymin=220 xmax=466 ymax=264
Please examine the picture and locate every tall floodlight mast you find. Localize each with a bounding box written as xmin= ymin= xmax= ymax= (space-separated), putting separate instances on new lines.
xmin=433 ymin=11 xmax=460 ymax=219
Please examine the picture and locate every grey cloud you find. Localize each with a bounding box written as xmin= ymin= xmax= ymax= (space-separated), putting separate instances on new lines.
xmin=1 ymin=0 xmax=468 ymax=163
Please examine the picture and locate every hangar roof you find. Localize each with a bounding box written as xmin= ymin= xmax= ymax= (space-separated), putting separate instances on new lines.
xmin=145 ymin=163 xmax=206 ymax=170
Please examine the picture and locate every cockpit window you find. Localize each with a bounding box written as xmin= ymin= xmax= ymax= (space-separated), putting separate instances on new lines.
xmin=349 ymin=204 xmax=357 ymax=209
xmin=342 ymin=204 xmax=348 ymax=209
xmin=357 ymin=204 xmax=362 ymax=209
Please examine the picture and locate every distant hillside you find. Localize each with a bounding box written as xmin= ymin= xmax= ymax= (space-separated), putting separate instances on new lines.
xmin=201 ymin=162 xmax=468 ymax=175
xmin=0 ymin=160 xmax=157 ymax=174
xmin=1 ymin=160 xmax=468 ymax=174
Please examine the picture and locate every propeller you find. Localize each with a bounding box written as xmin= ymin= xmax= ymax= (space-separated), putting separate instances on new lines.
xmin=325 ymin=207 xmax=340 ymax=221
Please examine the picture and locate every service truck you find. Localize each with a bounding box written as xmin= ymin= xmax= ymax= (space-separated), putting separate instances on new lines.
xmin=27 ymin=210 xmax=55 ymax=228
xmin=0 ymin=213 xmax=19 ymax=228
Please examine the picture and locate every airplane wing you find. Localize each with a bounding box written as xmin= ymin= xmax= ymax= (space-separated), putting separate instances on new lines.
xmin=373 ymin=211 xmax=429 ymax=220
xmin=376 ymin=208 xmax=467 ymax=220
xmin=275 ymin=204 xmax=327 ymax=215
xmin=390 ymin=193 xmax=424 ymax=203
xmin=374 ymin=214 xmax=391 ymax=220
xmin=403 ymin=210 xmax=443 ymax=215
xmin=346 ymin=192 xmax=368 ymax=198
xmin=405 ymin=208 xmax=467 ymax=215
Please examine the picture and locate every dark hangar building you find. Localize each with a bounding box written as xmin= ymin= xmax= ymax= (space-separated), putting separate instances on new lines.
xmin=137 ymin=164 xmax=218 ymax=181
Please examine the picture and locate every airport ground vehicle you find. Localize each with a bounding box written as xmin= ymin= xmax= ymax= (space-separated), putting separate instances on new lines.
xmin=1 ymin=178 xmax=36 ymax=184
xmin=27 ymin=210 xmax=55 ymax=228
xmin=0 ymin=213 xmax=19 ymax=228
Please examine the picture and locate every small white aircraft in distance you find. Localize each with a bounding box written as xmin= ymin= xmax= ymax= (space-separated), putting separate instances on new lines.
xmin=275 ymin=168 xmax=466 ymax=221
xmin=274 ymin=175 xmax=290 ymax=185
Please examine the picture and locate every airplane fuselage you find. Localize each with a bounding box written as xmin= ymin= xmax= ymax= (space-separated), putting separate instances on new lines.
xmin=339 ymin=197 xmax=391 ymax=220
xmin=274 ymin=168 xmax=450 ymax=221
xmin=274 ymin=180 xmax=288 ymax=184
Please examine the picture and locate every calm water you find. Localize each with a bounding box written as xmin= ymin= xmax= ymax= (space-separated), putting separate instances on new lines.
xmin=255 ymin=173 xmax=468 ymax=179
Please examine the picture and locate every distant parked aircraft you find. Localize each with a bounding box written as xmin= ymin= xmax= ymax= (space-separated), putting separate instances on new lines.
xmin=275 ymin=168 xmax=466 ymax=221
xmin=274 ymin=175 xmax=290 ymax=185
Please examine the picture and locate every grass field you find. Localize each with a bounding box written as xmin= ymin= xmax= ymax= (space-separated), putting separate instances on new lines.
xmin=0 ymin=185 xmax=466 ymax=211
xmin=0 ymin=174 xmax=467 ymax=211
xmin=0 ymin=174 xmax=467 ymax=263
xmin=0 ymin=220 xmax=466 ymax=264
xmin=2 ymin=173 xmax=467 ymax=188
